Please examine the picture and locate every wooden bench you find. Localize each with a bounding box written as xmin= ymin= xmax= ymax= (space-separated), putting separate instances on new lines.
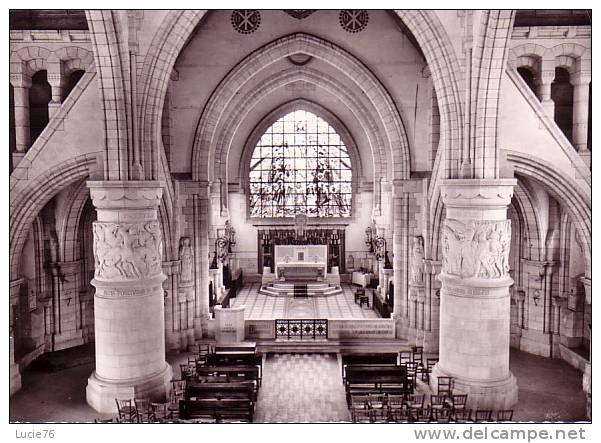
xmin=344 ymin=364 xmax=412 ymax=407
xmin=195 ymin=365 xmax=261 ymax=387
xmin=206 ymin=353 xmax=263 ymax=379
xmin=185 ymin=381 xmax=256 ymax=402
xmin=214 ymin=343 xmax=256 ymax=354
xmin=179 ymin=398 xmax=253 ymax=423
xmin=341 ymin=353 xmax=399 ymax=381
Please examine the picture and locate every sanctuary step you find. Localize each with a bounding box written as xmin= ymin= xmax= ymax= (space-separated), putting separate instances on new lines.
xmin=255 ymin=338 xmax=410 ymax=354
xmin=259 ymin=282 xmax=342 ymax=297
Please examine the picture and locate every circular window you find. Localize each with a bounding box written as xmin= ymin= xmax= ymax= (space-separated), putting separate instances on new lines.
xmin=339 ymin=10 xmax=369 ymax=33
xmin=231 ymin=10 xmax=261 ymax=34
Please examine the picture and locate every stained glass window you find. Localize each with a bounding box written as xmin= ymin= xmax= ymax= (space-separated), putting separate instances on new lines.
xmin=249 ymin=110 xmax=352 ymax=218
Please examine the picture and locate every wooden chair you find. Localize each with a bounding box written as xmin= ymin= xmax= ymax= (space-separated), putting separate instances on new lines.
xmin=451 ymin=394 xmax=468 ymax=414
xmin=354 ymin=288 xmax=366 ymax=304
xmin=387 ymin=394 xmax=406 ymax=421
xmin=497 ymin=409 xmax=514 ymax=422
xmin=429 ymin=394 xmax=447 ymax=418
xmin=350 ymin=395 xmax=371 ymax=423
xmin=454 ymin=409 xmax=472 ymax=423
xmin=134 ymin=398 xmax=152 ymax=423
xmin=150 ymin=402 xmax=174 ymax=423
xmin=437 ymin=376 xmax=453 ymax=396
xmin=411 ymin=346 xmax=423 ymax=366
xmin=421 ymin=358 xmax=438 ymax=382
xmin=399 ymin=351 xmax=412 ymax=365
xmin=180 ymin=363 xmax=195 ymax=381
xmin=170 ymin=379 xmax=186 ymax=404
xmin=406 ymin=393 xmax=424 ymax=412
xmin=411 ymin=407 xmax=430 ymax=423
xmin=115 ymin=398 xmax=137 ymax=423
xmin=433 ymin=407 xmax=452 ymax=423
xmin=474 ymin=409 xmax=493 ymax=422
xmin=367 ymin=393 xmax=387 ymax=422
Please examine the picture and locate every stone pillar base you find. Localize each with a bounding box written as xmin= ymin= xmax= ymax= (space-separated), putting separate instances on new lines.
xmin=12 ymin=151 xmax=26 ymax=168
xmin=86 ymin=363 xmax=173 ymax=413
xmin=10 ymin=363 xmax=22 ymax=396
xmin=53 ymin=330 xmax=84 ymax=351
xmin=431 ymin=364 xmax=518 ymax=410
xmin=519 ymin=329 xmax=552 ymax=357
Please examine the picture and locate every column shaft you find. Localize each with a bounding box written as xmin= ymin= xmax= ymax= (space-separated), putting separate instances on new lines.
xmin=13 ymin=85 xmax=30 ymax=154
xmin=572 ymin=81 xmax=590 ymax=152
xmin=85 ymin=181 xmax=172 ymax=413
xmin=433 ymin=179 xmax=518 ymax=410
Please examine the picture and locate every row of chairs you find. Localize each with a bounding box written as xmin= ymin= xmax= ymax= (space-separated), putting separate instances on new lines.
xmin=400 ymin=347 xmax=439 ymax=383
xmin=114 ymin=398 xmax=174 ymax=423
xmin=349 ymin=393 xmax=513 ymax=423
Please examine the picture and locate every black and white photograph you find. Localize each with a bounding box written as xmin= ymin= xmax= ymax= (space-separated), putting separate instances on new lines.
xmin=5 ymin=5 xmax=595 ymax=440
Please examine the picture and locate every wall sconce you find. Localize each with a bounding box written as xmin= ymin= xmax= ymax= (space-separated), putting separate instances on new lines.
xmin=532 ymin=289 xmax=541 ymax=306
xmin=373 ymin=237 xmax=387 ymax=262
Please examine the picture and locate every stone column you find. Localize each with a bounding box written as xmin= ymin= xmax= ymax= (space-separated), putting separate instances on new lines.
xmin=51 ymin=260 xmax=85 ymax=351
xmin=391 ymin=182 xmax=408 ymax=322
xmin=538 ymin=69 xmax=555 ymax=117
xmin=86 ymin=181 xmax=172 ymax=413
xmin=178 ymin=236 xmax=196 ymax=349
xmin=10 ymin=73 xmax=31 ymax=166
xmin=422 ymin=260 xmax=441 ymax=352
xmin=9 ymin=279 xmax=24 ymax=396
xmin=432 ymin=179 xmax=518 ymax=410
xmin=193 ymin=184 xmax=211 ymax=338
xmin=571 ymin=74 xmax=591 ymax=156
xmin=163 ymin=260 xmax=182 ymax=351
xmin=47 ymin=72 xmax=65 ymax=119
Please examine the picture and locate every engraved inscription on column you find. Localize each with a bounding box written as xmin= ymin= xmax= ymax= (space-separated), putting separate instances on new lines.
xmin=442 ymin=219 xmax=511 ymax=279
xmin=93 ymin=221 xmax=163 ymax=280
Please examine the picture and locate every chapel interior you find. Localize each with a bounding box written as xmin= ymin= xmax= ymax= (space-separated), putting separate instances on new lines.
xmin=8 ymin=9 xmax=592 ymax=423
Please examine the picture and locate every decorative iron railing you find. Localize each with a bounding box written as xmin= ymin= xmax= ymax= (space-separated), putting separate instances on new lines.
xmin=275 ymin=319 xmax=328 ymax=340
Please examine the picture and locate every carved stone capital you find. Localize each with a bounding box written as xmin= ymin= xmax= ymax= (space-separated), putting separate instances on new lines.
xmin=424 ymin=260 xmax=442 ymax=275
xmin=441 ymin=179 xmax=516 ymax=221
xmin=552 ymin=295 xmax=567 ymax=308
xmin=162 ymin=260 xmax=181 ymax=276
xmin=9 ymin=72 xmax=32 ymax=88
xmin=87 ymin=181 xmax=163 ymax=212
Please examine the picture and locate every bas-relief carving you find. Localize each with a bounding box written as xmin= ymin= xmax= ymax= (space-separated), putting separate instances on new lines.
xmin=442 ymin=219 xmax=511 ymax=279
xmin=178 ymin=237 xmax=194 ymax=284
xmin=409 ymin=236 xmax=425 ymax=285
xmin=93 ymin=221 xmax=162 ymax=280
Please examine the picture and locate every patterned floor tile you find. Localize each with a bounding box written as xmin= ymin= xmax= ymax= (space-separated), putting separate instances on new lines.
xmin=254 ymin=353 xmax=351 ymax=423
xmin=231 ymin=283 xmax=378 ymax=319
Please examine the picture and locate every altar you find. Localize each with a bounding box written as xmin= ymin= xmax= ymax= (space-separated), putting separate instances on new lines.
xmin=274 ymin=245 xmax=328 ymax=281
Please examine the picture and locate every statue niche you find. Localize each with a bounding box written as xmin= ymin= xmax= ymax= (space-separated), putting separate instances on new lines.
xmin=409 ymin=236 xmax=425 ymax=285
xmin=179 ymin=237 xmax=194 ymax=284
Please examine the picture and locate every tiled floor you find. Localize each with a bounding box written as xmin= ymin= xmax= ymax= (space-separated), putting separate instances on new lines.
xmin=254 ymin=353 xmax=351 ymax=423
xmin=10 ymin=345 xmax=588 ymax=423
xmin=231 ymin=283 xmax=379 ymax=319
